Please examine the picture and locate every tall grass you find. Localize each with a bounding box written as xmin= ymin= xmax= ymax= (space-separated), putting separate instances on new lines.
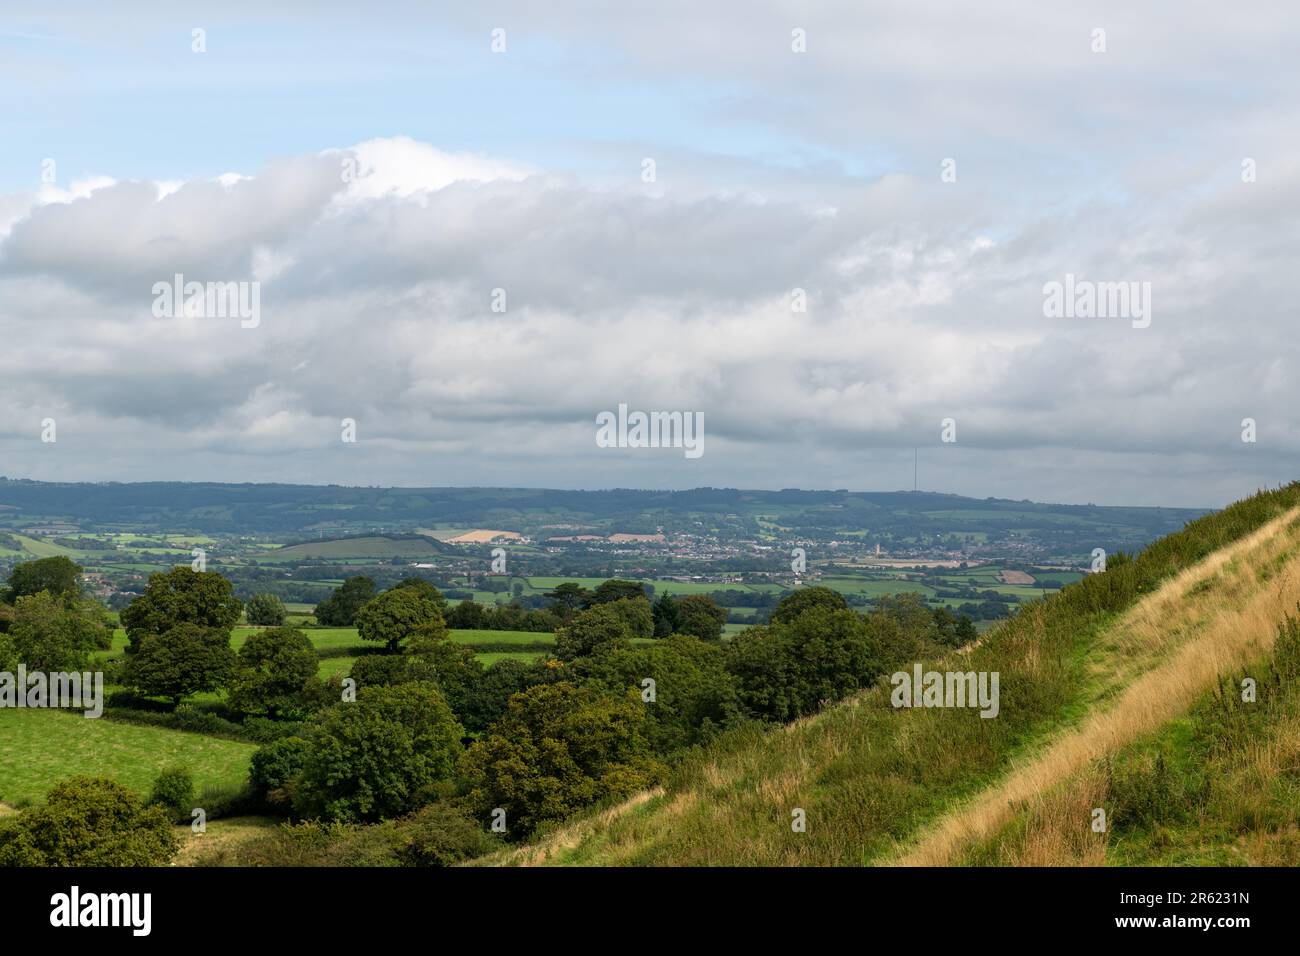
xmin=896 ymin=510 xmax=1300 ymax=863
xmin=492 ymin=483 xmax=1300 ymax=866
xmin=959 ymin=608 xmax=1300 ymax=866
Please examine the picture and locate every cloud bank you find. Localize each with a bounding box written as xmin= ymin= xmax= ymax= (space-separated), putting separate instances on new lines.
xmin=2 ymin=3 xmax=1298 ymax=506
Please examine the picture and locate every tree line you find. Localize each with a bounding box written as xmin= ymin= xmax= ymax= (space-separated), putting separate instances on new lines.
xmin=0 ymin=555 xmax=979 ymax=866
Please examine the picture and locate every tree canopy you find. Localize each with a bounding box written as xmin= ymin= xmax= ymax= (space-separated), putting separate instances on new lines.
xmin=356 ymin=586 xmax=447 ymax=652
xmin=314 ymin=575 xmax=376 ymax=626
xmin=245 ymin=593 xmax=288 ymax=626
xmin=293 ymin=682 xmax=464 ymax=822
xmin=6 ymin=556 xmax=83 ymax=603
xmin=461 ymin=681 xmax=664 ymax=837
xmin=228 ymin=626 xmax=320 ymax=718
xmin=123 ymin=623 xmax=236 ymax=705
xmin=120 ymin=567 xmax=242 ymax=654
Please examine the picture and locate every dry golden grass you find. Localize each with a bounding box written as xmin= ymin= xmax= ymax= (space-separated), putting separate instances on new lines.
xmin=889 ymin=505 xmax=1300 ymax=866
xmin=1236 ymin=826 xmax=1300 ymax=865
xmin=978 ymin=769 xmax=1110 ymax=866
xmin=446 ymin=529 xmax=522 ymax=543
xmin=174 ymin=816 xmax=280 ymax=866
xmin=987 ymin=675 xmax=1300 ymax=866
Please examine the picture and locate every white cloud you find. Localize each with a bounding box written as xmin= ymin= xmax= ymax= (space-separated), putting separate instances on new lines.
xmin=0 ymin=26 xmax=1294 ymax=511
xmin=328 ymin=136 xmax=535 ymax=207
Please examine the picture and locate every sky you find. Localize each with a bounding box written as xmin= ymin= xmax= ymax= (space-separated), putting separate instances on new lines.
xmin=1 ymin=0 xmax=1298 ymax=507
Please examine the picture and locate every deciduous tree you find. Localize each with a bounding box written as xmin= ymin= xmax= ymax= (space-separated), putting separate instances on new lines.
xmin=120 ymin=567 xmax=242 ymax=654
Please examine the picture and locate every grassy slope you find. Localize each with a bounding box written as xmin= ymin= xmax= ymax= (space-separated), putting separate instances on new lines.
xmin=479 ymin=484 xmax=1300 ymax=866
xmin=893 ymin=505 xmax=1300 ymax=864
xmin=959 ymin=644 xmax=1300 ymax=866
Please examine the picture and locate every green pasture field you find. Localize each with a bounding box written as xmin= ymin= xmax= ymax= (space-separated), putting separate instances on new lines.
xmin=9 ymin=534 xmax=81 ymax=559
xmin=449 ymin=629 xmax=554 ymax=646
xmin=817 ymin=576 xmax=937 ymax=598
xmin=0 ymin=708 xmax=255 ymax=807
xmin=317 ymin=656 xmax=357 ymax=679
xmin=252 ymin=536 xmax=442 ymax=562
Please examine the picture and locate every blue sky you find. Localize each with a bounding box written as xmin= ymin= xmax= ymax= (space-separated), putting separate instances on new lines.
xmin=0 ymin=8 xmax=853 ymax=191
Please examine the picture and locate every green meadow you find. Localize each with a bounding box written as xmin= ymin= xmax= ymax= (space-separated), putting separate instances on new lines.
xmin=0 ymin=708 xmax=256 ymax=808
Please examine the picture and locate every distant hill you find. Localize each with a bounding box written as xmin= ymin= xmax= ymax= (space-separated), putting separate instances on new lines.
xmin=0 ymin=479 xmax=1208 ymax=562
xmin=259 ymin=534 xmax=450 ymax=560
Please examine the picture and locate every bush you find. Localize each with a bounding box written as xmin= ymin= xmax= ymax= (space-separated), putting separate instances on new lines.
xmin=194 ymin=782 xmax=259 ymax=820
xmin=397 ymin=802 xmax=502 ymax=866
xmin=0 ymin=776 xmax=178 ymax=866
xmin=245 ymin=593 xmax=288 ymax=626
xmin=148 ymin=765 xmax=195 ymax=822
xmin=99 ymin=700 xmax=254 ymax=740
xmin=242 ymin=715 xmax=308 ymax=744
xmin=461 ymin=682 xmax=664 ymax=837
xmin=249 ymin=736 xmax=311 ymax=809
xmin=189 ymin=802 xmax=499 ymax=867
xmin=293 ymin=683 xmax=464 ymax=822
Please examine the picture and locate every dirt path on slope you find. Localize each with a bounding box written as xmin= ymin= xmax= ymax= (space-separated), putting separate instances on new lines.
xmin=888 ymin=506 xmax=1300 ymax=866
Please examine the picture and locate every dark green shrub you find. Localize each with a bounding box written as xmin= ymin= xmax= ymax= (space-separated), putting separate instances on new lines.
xmin=148 ymin=765 xmax=195 ymax=821
xmin=249 ymin=736 xmax=311 ymax=809
xmin=245 ymin=593 xmax=288 ymax=626
xmin=293 ymin=683 xmax=464 ymax=822
xmin=397 ymin=802 xmax=502 ymax=866
xmin=461 ymin=682 xmax=663 ymax=837
xmin=0 ymin=776 xmax=178 ymax=866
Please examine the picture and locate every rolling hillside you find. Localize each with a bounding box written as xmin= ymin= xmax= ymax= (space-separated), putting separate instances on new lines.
xmin=0 ymin=479 xmax=1205 ymax=561
xmin=479 ymin=483 xmax=1300 ymax=866
xmin=255 ymin=534 xmax=449 ymax=561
